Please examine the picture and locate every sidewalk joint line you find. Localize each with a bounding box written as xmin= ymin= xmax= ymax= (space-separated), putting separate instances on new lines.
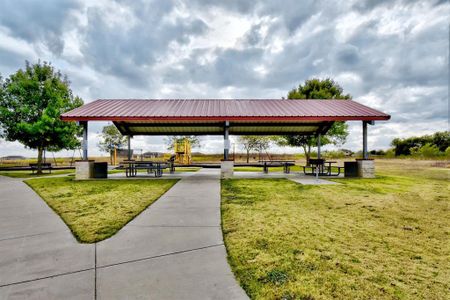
xmin=127 ymin=224 xmax=220 ymax=228
xmin=0 ymin=268 xmax=93 ymax=288
xmin=94 ymin=242 xmax=97 ymax=300
xmin=97 ymin=243 xmax=224 ymax=270
xmin=0 ymin=230 xmax=64 ymax=242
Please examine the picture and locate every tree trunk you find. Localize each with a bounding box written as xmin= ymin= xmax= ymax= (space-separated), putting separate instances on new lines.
xmin=302 ymin=144 xmax=311 ymax=166
xmin=307 ymin=144 xmax=311 ymax=165
xmin=36 ymin=146 xmax=44 ymax=175
xmin=246 ymin=149 xmax=250 ymax=163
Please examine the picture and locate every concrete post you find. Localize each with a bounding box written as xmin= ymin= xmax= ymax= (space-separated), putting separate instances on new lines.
xmin=81 ymin=121 xmax=88 ymax=160
xmin=224 ymin=121 xmax=230 ymax=160
xmin=363 ymin=121 xmax=368 ymax=159
xmin=127 ymin=135 xmax=132 ymax=160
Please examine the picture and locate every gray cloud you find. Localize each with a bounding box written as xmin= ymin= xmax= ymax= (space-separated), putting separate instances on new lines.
xmin=353 ymin=0 xmax=446 ymax=12
xmin=80 ymin=0 xmax=208 ymax=87
xmin=0 ymin=0 xmax=448 ymax=156
xmin=0 ymin=0 xmax=80 ymax=55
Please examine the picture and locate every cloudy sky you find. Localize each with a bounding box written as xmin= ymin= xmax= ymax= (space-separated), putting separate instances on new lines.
xmin=0 ymin=0 xmax=448 ymax=157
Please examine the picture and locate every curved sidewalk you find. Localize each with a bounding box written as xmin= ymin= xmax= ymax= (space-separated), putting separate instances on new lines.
xmin=0 ymin=175 xmax=95 ymax=299
xmin=96 ymin=168 xmax=248 ymax=299
xmin=0 ymin=170 xmax=248 ymax=299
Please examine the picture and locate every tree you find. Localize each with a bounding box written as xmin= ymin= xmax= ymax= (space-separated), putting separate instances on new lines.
xmin=431 ymin=131 xmax=450 ymax=152
xmin=278 ymin=78 xmax=350 ymax=164
xmin=165 ymin=136 xmax=200 ymax=150
xmin=98 ymin=125 xmax=127 ymax=163
xmin=410 ymin=143 xmax=441 ymax=158
xmin=0 ymin=61 xmax=83 ymax=174
xmin=391 ymin=131 xmax=449 ymax=156
xmin=238 ymin=136 xmax=272 ymax=163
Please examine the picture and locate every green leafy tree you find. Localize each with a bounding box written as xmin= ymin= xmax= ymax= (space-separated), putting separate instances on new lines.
xmin=445 ymin=146 xmax=450 ymax=158
xmin=410 ymin=143 xmax=441 ymax=158
xmin=431 ymin=131 xmax=450 ymax=152
xmin=0 ymin=61 xmax=83 ymax=174
xmin=98 ymin=125 xmax=127 ymax=163
xmin=391 ymin=131 xmax=449 ymax=156
xmin=278 ymin=78 xmax=350 ymax=164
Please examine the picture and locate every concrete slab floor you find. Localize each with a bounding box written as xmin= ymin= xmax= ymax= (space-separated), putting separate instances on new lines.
xmin=0 ymin=175 xmax=95 ymax=299
xmin=97 ymin=245 xmax=247 ymax=300
xmin=96 ymin=169 xmax=247 ymax=299
xmin=0 ymin=270 xmax=95 ymax=300
xmin=0 ymin=170 xmax=248 ymax=299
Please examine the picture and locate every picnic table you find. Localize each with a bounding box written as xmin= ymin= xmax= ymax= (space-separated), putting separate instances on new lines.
xmin=121 ymin=160 xmax=174 ymax=177
xmin=302 ymin=159 xmax=343 ymax=176
xmin=29 ymin=163 xmax=52 ymax=174
xmin=258 ymin=160 xmax=296 ymax=174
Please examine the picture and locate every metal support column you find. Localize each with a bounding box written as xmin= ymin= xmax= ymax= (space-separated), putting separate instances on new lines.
xmin=317 ymin=132 xmax=321 ymax=159
xmin=362 ymin=121 xmax=368 ymax=159
xmin=127 ymin=135 xmax=132 ymax=160
xmin=81 ymin=121 xmax=88 ymax=160
xmin=224 ymin=121 xmax=230 ymax=160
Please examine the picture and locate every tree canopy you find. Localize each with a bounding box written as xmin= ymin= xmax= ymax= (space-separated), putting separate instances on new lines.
xmin=391 ymin=131 xmax=450 ymax=156
xmin=0 ymin=61 xmax=83 ymax=173
xmin=278 ymin=78 xmax=350 ymax=163
xmin=287 ymin=78 xmax=351 ymax=100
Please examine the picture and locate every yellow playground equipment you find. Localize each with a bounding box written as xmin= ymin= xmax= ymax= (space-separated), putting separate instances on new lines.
xmin=174 ymin=138 xmax=192 ymax=165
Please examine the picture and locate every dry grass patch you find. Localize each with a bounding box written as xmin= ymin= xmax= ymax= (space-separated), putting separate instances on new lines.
xmin=221 ymin=162 xmax=449 ymax=299
xmin=26 ymin=177 xmax=177 ymax=243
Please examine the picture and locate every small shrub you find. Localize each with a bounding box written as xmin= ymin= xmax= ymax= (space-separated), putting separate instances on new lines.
xmin=262 ymin=269 xmax=289 ymax=285
xmin=385 ymin=149 xmax=395 ymax=158
xmin=445 ymin=146 xmax=450 ymax=158
xmin=410 ymin=143 xmax=442 ymax=158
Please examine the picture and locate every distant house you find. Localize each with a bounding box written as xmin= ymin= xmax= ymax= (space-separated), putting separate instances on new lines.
xmin=340 ymin=149 xmax=354 ymax=156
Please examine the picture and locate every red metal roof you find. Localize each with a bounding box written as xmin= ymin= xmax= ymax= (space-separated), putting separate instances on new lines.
xmin=61 ymin=99 xmax=390 ymax=122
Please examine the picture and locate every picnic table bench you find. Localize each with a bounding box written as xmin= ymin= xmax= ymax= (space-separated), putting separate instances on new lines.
xmin=122 ymin=160 xmax=175 ymax=177
xmin=29 ymin=163 xmax=52 ymax=174
xmin=302 ymin=159 xmax=344 ymax=176
xmin=258 ymin=160 xmax=296 ymax=174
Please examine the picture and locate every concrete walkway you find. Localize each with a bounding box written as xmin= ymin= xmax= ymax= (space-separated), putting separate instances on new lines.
xmin=0 ymin=170 xmax=248 ymax=299
xmin=96 ymin=169 xmax=247 ymax=299
xmin=0 ymin=176 xmax=95 ymax=299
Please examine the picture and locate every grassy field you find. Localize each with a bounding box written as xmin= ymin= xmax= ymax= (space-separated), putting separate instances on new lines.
xmin=0 ymin=169 xmax=75 ymax=178
xmin=221 ymin=161 xmax=449 ymax=299
xmin=26 ymin=177 xmax=178 ymax=243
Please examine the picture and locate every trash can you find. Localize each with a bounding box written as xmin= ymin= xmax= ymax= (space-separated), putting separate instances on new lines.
xmin=93 ymin=162 xmax=108 ymax=178
xmin=344 ymin=161 xmax=358 ymax=177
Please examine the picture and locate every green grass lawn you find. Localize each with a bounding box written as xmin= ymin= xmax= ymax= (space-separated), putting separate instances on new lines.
xmin=26 ymin=177 xmax=178 ymax=243
xmin=221 ymin=163 xmax=449 ymax=299
xmin=0 ymin=169 xmax=74 ymax=178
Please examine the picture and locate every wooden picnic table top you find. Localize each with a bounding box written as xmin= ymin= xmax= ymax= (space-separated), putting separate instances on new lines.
xmin=121 ymin=160 xmax=166 ymax=164
xmin=309 ymin=160 xmax=337 ymax=164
